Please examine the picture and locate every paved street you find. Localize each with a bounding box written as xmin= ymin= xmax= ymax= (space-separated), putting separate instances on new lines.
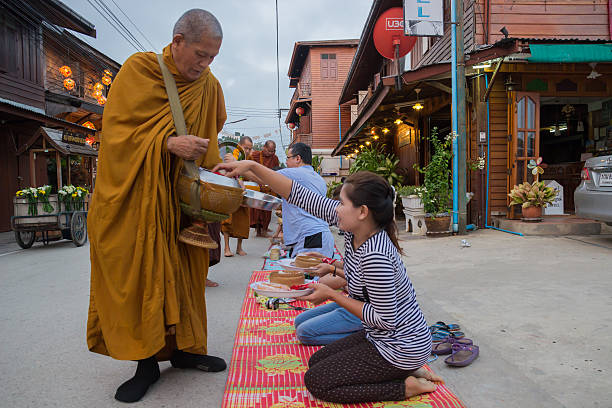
xmin=1 ymin=224 xmax=611 ymax=407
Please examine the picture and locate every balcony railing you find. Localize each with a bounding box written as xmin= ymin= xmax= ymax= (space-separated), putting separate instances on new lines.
xmin=292 ymin=133 xmax=312 ymax=146
xmin=291 ymin=82 xmax=312 ymax=105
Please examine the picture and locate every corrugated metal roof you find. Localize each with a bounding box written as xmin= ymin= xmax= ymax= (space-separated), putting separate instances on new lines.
xmin=0 ymin=99 xmax=98 ymax=133
xmin=42 ymin=127 xmax=97 ymax=157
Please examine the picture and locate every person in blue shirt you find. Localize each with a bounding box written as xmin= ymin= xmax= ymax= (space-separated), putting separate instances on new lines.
xmin=278 ymin=143 xmax=334 ymax=258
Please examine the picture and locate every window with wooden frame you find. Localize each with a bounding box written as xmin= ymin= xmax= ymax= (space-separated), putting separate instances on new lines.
xmin=321 ymin=53 xmax=337 ymax=80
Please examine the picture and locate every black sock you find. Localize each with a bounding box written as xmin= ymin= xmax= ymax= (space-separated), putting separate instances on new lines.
xmin=170 ymin=350 xmax=226 ymax=372
xmin=115 ymin=356 xmax=160 ymax=403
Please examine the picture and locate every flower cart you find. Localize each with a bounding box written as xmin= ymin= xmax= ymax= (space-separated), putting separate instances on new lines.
xmin=11 ymin=185 xmax=89 ymax=249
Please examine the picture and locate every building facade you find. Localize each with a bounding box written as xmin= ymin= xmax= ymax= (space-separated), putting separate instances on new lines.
xmin=285 ymin=40 xmax=358 ymax=176
xmin=0 ymin=0 xmax=120 ymax=232
xmin=333 ymin=0 xmax=611 ymax=227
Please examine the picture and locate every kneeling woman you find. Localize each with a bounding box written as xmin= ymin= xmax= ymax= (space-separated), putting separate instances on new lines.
xmin=213 ymin=161 xmax=441 ymax=404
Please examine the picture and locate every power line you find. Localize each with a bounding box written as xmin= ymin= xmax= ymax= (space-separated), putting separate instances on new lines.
xmin=92 ymin=0 xmax=147 ymax=50
xmin=275 ymin=0 xmax=285 ymax=149
xmin=85 ymin=0 xmax=144 ymax=52
xmin=108 ymin=0 xmax=157 ymax=51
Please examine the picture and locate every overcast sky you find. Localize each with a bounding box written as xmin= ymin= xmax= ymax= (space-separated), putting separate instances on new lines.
xmin=61 ymin=0 xmax=372 ymax=160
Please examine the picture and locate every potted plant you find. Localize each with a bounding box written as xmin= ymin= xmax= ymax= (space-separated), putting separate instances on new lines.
xmin=396 ymin=185 xmax=426 ymax=211
xmin=508 ymin=157 xmax=555 ymax=221
xmin=508 ymin=181 xmax=556 ymax=220
xmin=349 ymin=146 xmax=401 ymax=188
xmin=414 ymin=128 xmax=453 ymax=235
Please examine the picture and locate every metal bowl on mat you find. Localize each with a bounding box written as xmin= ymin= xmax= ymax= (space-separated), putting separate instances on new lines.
xmin=242 ymin=189 xmax=282 ymax=211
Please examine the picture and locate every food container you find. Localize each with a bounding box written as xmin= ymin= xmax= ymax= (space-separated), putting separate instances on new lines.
xmin=243 ymin=181 xmax=260 ymax=191
xmin=242 ymin=189 xmax=282 ymax=211
xmin=270 ymin=245 xmax=281 ymax=260
xmin=177 ymin=168 xmax=244 ymax=215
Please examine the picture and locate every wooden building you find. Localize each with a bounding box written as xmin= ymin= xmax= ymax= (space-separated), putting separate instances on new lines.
xmin=333 ymin=0 xmax=611 ymax=227
xmin=285 ymin=39 xmax=358 ymax=176
xmin=0 ymin=0 xmax=121 ymax=232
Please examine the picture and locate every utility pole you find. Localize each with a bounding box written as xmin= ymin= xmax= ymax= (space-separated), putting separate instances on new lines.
xmin=451 ymin=0 xmax=467 ymax=234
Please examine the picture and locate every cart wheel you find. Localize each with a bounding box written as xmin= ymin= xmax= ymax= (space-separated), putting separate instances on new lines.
xmin=15 ymin=230 xmax=35 ymax=249
xmin=70 ymin=212 xmax=87 ymax=247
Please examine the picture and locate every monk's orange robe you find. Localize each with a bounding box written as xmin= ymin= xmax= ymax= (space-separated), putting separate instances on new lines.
xmin=87 ymin=44 xmax=225 ymax=360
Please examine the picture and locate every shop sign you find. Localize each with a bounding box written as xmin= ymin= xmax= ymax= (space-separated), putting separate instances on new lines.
xmin=403 ymin=0 xmax=444 ymax=37
xmin=62 ymin=130 xmax=87 ymax=146
xmin=543 ymin=180 xmax=564 ymax=215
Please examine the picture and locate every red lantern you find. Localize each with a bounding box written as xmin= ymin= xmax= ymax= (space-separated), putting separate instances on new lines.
xmin=103 ymin=69 xmax=113 ymax=77
xmin=97 ymin=95 xmax=107 ymax=106
xmin=82 ymin=121 xmax=96 ymax=130
xmin=59 ymin=65 xmax=72 ymax=77
xmin=93 ymin=82 xmax=104 ymax=91
xmin=295 ymin=106 xmax=305 ymax=116
xmin=101 ymin=75 xmax=112 ymax=86
xmin=92 ymin=89 xmax=103 ymax=98
xmin=63 ymin=78 xmax=75 ymax=91
xmin=288 ymin=123 xmax=296 ymax=130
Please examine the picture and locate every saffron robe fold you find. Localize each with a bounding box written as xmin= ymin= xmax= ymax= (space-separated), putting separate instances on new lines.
xmin=87 ymin=44 xmax=226 ymax=360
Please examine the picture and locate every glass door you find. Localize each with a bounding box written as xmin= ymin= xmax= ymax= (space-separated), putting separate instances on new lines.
xmin=508 ymin=92 xmax=540 ymax=218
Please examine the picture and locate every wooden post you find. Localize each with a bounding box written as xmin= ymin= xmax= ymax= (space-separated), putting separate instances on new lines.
xmin=67 ymin=154 xmax=71 ymax=185
xmin=29 ymin=150 xmax=36 ymax=186
xmin=56 ymin=151 xmax=62 ymax=189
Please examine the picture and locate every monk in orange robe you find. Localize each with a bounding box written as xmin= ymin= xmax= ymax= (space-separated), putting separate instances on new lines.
xmin=249 ymin=140 xmax=280 ymax=237
xmin=221 ymin=135 xmax=253 ymax=256
xmin=87 ymin=9 xmax=228 ymax=403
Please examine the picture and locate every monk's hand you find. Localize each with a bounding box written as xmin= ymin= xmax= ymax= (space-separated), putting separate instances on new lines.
xmin=167 ymin=135 xmax=209 ymax=160
xmin=224 ymin=153 xmax=237 ymax=163
xmin=212 ymin=160 xmax=253 ymax=178
xmin=296 ymin=282 xmax=333 ymax=306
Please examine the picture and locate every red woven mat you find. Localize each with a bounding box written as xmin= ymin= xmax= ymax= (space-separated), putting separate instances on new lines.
xmin=222 ymin=261 xmax=466 ymax=408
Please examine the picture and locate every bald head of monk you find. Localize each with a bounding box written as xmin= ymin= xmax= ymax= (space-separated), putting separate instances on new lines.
xmin=171 ymin=9 xmax=223 ymax=81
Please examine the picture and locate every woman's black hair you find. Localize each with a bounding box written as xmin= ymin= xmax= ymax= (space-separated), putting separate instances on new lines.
xmin=343 ymin=171 xmax=402 ymax=254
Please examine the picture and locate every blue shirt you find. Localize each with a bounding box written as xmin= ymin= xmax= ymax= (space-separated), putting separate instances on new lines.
xmin=278 ymin=165 xmax=329 ymax=245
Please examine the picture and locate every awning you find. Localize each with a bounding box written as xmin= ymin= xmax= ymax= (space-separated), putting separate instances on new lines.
xmin=42 ymin=127 xmax=98 ymax=156
xmin=528 ymin=44 xmax=612 ymax=63
xmin=331 ymin=85 xmax=390 ymax=156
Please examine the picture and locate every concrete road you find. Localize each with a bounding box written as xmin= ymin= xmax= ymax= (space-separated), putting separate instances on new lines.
xmin=1 ymin=225 xmax=611 ymax=407
xmin=0 ymin=230 xmax=268 ymax=407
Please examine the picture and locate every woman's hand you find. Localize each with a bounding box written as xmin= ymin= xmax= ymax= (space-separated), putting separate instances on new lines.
xmin=212 ymin=160 xmax=253 ymax=178
xmin=311 ymin=263 xmax=333 ymax=277
xmin=297 ymin=282 xmax=336 ymax=306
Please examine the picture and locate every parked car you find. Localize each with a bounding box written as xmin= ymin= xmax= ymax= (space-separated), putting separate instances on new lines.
xmin=574 ymin=155 xmax=612 ymax=226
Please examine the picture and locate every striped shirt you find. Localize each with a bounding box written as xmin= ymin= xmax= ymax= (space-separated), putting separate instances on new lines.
xmin=288 ymin=181 xmax=432 ymax=370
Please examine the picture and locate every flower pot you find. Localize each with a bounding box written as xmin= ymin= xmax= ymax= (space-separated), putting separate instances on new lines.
xmin=521 ymin=206 xmax=543 ymax=221
xmin=401 ymin=195 xmax=424 ymax=211
xmin=425 ymin=214 xmax=451 ymax=236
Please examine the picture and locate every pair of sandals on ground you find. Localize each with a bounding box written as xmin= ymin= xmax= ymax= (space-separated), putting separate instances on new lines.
xmin=430 ymin=321 xmax=479 ymax=367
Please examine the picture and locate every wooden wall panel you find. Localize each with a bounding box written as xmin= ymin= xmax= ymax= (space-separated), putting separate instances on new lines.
xmin=487 ymin=79 xmax=509 ymax=216
xmin=487 ymin=0 xmax=610 ymax=42
xmin=309 ymin=46 xmax=357 ymax=149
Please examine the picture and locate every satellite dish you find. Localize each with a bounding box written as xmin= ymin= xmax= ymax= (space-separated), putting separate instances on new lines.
xmin=373 ymin=7 xmax=417 ymax=60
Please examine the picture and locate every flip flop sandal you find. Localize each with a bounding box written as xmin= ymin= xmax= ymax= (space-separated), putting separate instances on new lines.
xmin=432 ymin=337 xmax=473 ymax=355
xmin=449 ymin=331 xmax=465 ymax=339
xmin=427 ymin=354 xmax=438 ymax=363
xmin=430 ymin=321 xmax=461 ymax=332
xmin=431 ymin=329 xmax=451 ymax=342
xmin=444 ymin=343 xmax=479 ymax=367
